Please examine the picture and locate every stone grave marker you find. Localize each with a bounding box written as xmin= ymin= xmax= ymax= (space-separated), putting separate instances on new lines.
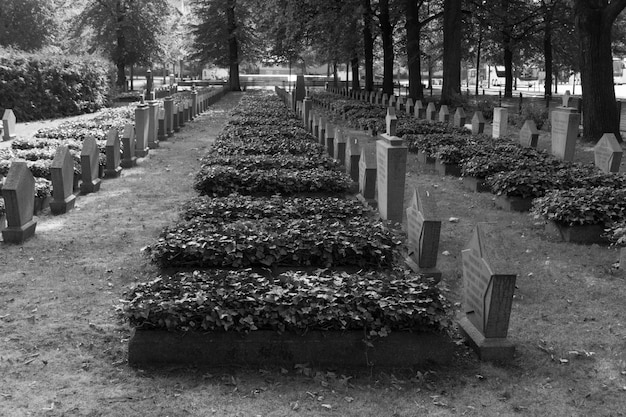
xmin=147 ymin=101 xmax=159 ymax=149
xmin=396 ymin=96 xmax=405 ymax=112
xmin=157 ymin=108 xmax=166 ymax=141
xmin=458 ymin=223 xmax=517 ymax=361
xmin=121 ymin=124 xmax=137 ymax=168
xmin=405 ymin=98 xmax=414 ymax=115
xmin=325 ymin=121 xmax=335 ymax=157
xmin=333 ymin=127 xmax=347 ymax=166
xmin=295 ymin=75 xmax=305 ymax=112
xmin=382 ymin=93 xmax=389 ymax=107
xmin=2 ymin=109 xmax=16 ymax=141
xmin=388 ymin=95 xmax=396 ymax=109
xmin=439 ymin=105 xmax=450 ymax=123
xmin=405 ymin=187 xmax=441 ymax=280
xmin=346 ymin=135 xmax=374 ymax=182
xmin=414 ymin=100 xmax=425 ymax=119
xmin=105 ymin=129 xmax=122 ymax=178
xmin=183 ymin=101 xmax=190 ymax=123
xmin=471 ymin=111 xmax=485 ymax=134
xmin=80 ymin=136 xmax=102 ymax=194
xmin=594 ymin=133 xmax=623 ymax=173
xmin=519 ymin=120 xmax=539 ymax=148
xmin=551 ymin=107 xmax=580 ymax=161
xmin=50 ymin=146 xmax=76 ymax=215
xmin=178 ymin=103 xmax=185 ymax=128
xmin=191 ymin=90 xmax=198 ymax=119
xmin=312 ymin=113 xmax=320 ymax=139
xmin=376 ymin=121 xmax=408 ymax=223
xmin=318 ymin=116 xmax=327 ymax=146
xmin=134 ymin=104 xmax=150 ymax=157
xmin=453 ymin=108 xmax=467 ymax=128
xmin=1 ymin=162 xmax=37 ymax=243
xmin=358 ymin=143 xmax=377 ymax=202
xmin=386 ymin=107 xmax=398 ymax=136
xmin=302 ymin=97 xmax=312 ymax=128
xmin=492 ymin=107 xmax=508 ymax=138
xmin=562 ymin=90 xmax=571 ymax=107
xmin=172 ymin=103 xmax=180 ymax=133
xmin=425 ymin=102 xmax=437 ymax=121
xmin=163 ymin=97 xmax=174 ymax=137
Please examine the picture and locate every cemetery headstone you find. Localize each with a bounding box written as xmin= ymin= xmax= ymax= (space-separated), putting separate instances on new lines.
xmin=375 ymin=91 xmax=382 ymax=105
xmin=439 ymin=105 xmax=450 ymax=123
xmin=562 ymin=90 xmax=571 ymax=107
xmin=80 ymin=136 xmax=102 ymax=194
xmin=492 ymin=107 xmax=508 ymax=138
xmin=396 ymin=96 xmax=405 ymax=112
xmin=388 ymin=95 xmax=397 ymax=109
xmin=382 ymin=93 xmax=389 ymax=107
xmin=453 ymin=108 xmax=467 ymax=128
xmin=172 ymin=103 xmax=180 ymax=133
xmin=1 ymin=162 xmax=37 ymax=243
xmin=405 ymin=187 xmax=442 ymax=280
xmin=147 ymin=101 xmax=159 ymax=149
xmin=471 ymin=111 xmax=485 ymax=135
xmin=2 ymin=109 xmax=16 ymax=141
xmin=519 ymin=120 xmax=539 ymax=148
xmin=594 ymin=133 xmax=623 ymax=173
xmin=183 ymin=101 xmax=190 ymax=123
xmin=405 ymin=98 xmax=414 ymax=115
xmin=50 ymin=146 xmax=76 ymax=215
xmin=105 ymin=129 xmax=122 ymax=178
xmin=325 ymin=122 xmax=335 ymax=157
xmin=164 ymin=97 xmax=174 ymax=137
xmin=346 ymin=135 xmax=375 ymax=182
xmin=414 ymin=100 xmax=425 ymax=119
xmin=121 ymin=124 xmax=137 ymax=168
xmin=551 ymin=107 xmax=580 ymax=161
xmin=157 ymin=108 xmax=166 ymax=142
xmin=376 ymin=120 xmax=408 ymax=223
xmin=191 ymin=90 xmax=198 ymax=120
xmin=457 ymin=223 xmax=517 ymax=361
xmin=312 ymin=113 xmax=320 ymax=138
xmin=134 ymin=104 xmax=150 ymax=157
xmin=178 ymin=104 xmax=185 ymax=128
xmin=425 ymin=102 xmax=437 ymax=121
xmin=318 ymin=116 xmax=327 ymax=146
xmin=303 ymin=98 xmax=312 ymax=129
xmin=333 ymin=127 xmax=347 ymax=166
xmin=386 ymin=107 xmax=398 ymax=136
xmin=358 ymin=143 xmax=377 ymax=201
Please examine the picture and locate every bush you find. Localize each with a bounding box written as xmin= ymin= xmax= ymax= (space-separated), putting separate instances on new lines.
xmin=515 ymin=102 xmax=550 ymax=130
xmin=0 ymin=47 xmax=113 ymax=122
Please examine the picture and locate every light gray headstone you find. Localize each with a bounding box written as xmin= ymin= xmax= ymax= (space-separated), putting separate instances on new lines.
xmin=519 ymin=120 xmax=539 ymax=148
xmin=2 ymin=109 xmax=16 ymax=141
xmin=594 ymin=133 xmax=623 ymax=173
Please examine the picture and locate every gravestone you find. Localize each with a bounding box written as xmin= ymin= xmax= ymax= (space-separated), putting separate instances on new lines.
xmin=157 ymin=108 xmax=166 ymax=141
xmin=318 ymin=116 xmax=327 ymax=146
xmin=147 ymin=101 xmax=159 ymax=149
xmin=358 ymin=143 xmax=377 ymax=201
xmin=312 ymin=112 xmax=320 ymax=138
xmin=2 ymin=109 xmax=16 ymax=141
xmin=375 ymin=91 xmax=382 ymax=105
xmin=325 ymin=122 xmax=335 ymax=157
xmin=458 ymin=223 xmax=517 ymax=361
xmin=562 ymin=90 xmax=571 ymax=107
xmin=183 ymin=101 xmax=190 ymax=123
xmin=333 ymin=127 xmax=347 ymax=166
xmin=164 ymin=97 xmax=174 ymax=137
xmin=376 ymin=122 xmax=408 ymax=223
xmin=492 ymin=107 xmax=508 ymax=138
xmin=471 ymin=111 xmax=485 ymax=134
xmin=439 ymin=105 xmax=450 ymax=123
xmin=405 ymin=98 xmax=414 ymax=115
xmin=121 ymin=124 xmax=137 ymax=168
xmin=414 ymin=100 xmax=425 ymax=119
xmin=134 ymin=104 xmax=150 ymax=157
xmin=1 ymin=162 xmax=37 ymax=243
xmin=172 ymin=103 xmax=180 ymax=133
xmin=382 ymin=93 xmax=389 ymax=107
xmin=519 ymin=120 xmax=539 ymax=148
xmin=551 ymin=107 xmax=580 ymax=161
xmin=453 ymin=108 xmax=467 ymax=128
xmin=50 ymin=146 xmax=76 ymax=215
xmin=425 ymin=102 xmax=437 ymax=121
xmin=295 ymin=75 xmax=305 ymax=112
xmin=178 ymin=104 xmax=185 ymax=128
xmin=191 ymin=90 xmax=198 ymax=119
xmin=302 ymin=97 xmax=312 ymax=129
xmin=388 ymin=95 xmax=397 ymax=109
xmin=80 ymin=136 xmax=101 ymax=194
xmin=105 ymin=129 xmax=122 ymax=178
xmin=396 ymin=96 xmax=405 ymax=112
xmin=594 ymin=133 xmax=623 ymax=173
xmin=405 ymin=187 xmax=442 ymax=280
xmin=346 ymin=135 xmax=375 ymax=182
xmin=386 ymin=107 xmax=398 ymax=136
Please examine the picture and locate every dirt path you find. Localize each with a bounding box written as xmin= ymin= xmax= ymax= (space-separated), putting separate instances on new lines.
xmin=0 ymin=93 xmax=244 ymax=416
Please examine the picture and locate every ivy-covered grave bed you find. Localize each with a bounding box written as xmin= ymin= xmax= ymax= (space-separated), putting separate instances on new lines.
xmin=120 ymin=93 xmax=455 ymax=368
xmin=312 ymin=90 xmax=626 ymax=239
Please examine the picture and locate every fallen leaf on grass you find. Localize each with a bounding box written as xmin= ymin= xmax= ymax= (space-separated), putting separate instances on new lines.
xmin=321 ymin=404 xmax=332 ymax=409
xmin=344 ymin=396 xmax=354 ymax=403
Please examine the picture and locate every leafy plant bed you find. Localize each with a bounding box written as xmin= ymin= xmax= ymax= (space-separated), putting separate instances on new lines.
xmin=494 ymin=195 xmax=534 ymax=212
xmin=146 ymin=217 xmax=400 ymax=269
xmin=435 ymin=159 xmax=461 ymax=177
xmin=127 ymin=329 xmax=453 ymax=368
xmin=461 ymin=176 xmax=490 ymax=193
xmin=544 ymin=221 xmax=607 ymax=244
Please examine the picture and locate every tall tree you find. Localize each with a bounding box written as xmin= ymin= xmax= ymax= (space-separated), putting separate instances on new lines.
xmin=0 ymin=0 xmax=57 ymax=51
xmin=378 ymin=0 xmax=396 ymax=94
xmin=363 ymin=0 xmax=376 ymax=91
xmin=191 ymin=0 xmax=256 ymax=91
xmin=573 ymin=0 xmax=626 ymax=141
xmin=74 ymin=0 xmax=168 ymax=90
xmin=441 ymin=0 xmax=463 ymax=104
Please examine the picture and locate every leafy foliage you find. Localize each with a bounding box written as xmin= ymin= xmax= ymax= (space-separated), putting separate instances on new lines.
xmin=118 ymin=269 xmax=452 ymax=334
xmin=0 ymin=1 xmax=57 ymax=51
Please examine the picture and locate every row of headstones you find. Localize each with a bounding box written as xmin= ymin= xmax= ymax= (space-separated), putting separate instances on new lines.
xmin=0 ymin=88 xmax=225 ymax=245
xmin=276 ymin=85 xmax=518 ymax=362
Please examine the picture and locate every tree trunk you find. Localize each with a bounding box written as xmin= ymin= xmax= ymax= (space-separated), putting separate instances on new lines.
xmin=362 ymin=0 xmax=374 ymax=91
xmin=351 ymin=56 xmax=360 ymax=90
xmin=503 ymin=36 xmax=513 ymax=98
xmin=543 ymin=7 xmax=553 ymax=100
xmin=379 ymin=0 xmax=394 ymax=95
xmin=115 ymin=1 xmax=127 ymax=90
xmin=333 ymin=61 xmax=338 ymax=87
xmin=226 ymin=0 xmax=241 ymax=91
xmin=441 ymin=0 xmax=462 ymax=104
xmin=405 ymin=0 xmax=423 ymax=99
xmin=575 ymin=0 xmax=626 ymax=141
xmin=475 ymin=29 xmax=482 ymax=96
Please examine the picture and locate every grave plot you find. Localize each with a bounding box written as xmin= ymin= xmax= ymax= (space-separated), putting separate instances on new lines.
xmin=121 ymin=93 xmax=454 ymax=368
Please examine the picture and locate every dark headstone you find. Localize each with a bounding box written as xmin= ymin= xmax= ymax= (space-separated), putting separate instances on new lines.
xmin=1 ymin=162 xmax=36 ymax=243
xmin=333 ymin=127 xmax=347 ymax=166
xmin=134 ymin=104 xmax=149 ymax=157
xmin=359 ymin=144 xmax=377 ymax=201
xmin=147 ymin=101 xmax=159 ymax=149
xmin=121 ymin=124 xmax=137 ymax=168
xmin=405 ymin=187 xmax=441 ymax=277
xmin=376 ymin=132 xmax=408 ymax=223
xmin=105 ymin=129 xmax=122 ymax=178
xmin=50 ymin=146 xmax=76 ymax=215
xmin=325 ymin=122 xmax=335 ymax=157
xmin=386 ymin=107 xmax=398 ymax=136
xmin=164 ymin=97 xmax=174 ymax=137
xmin=80 ymin=136 xmax=102 ymax=194
xmin=405 ymin=98 xmax=414 ymax=115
